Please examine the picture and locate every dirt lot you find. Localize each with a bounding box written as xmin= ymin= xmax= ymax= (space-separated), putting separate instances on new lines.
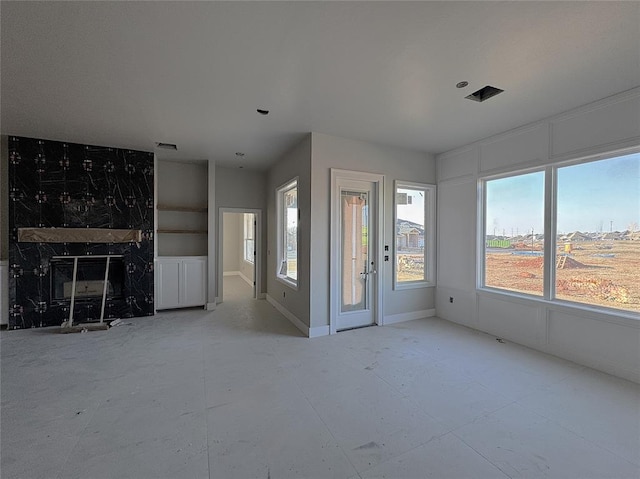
xmin=486 ymin=241 xmax=640 ymax=313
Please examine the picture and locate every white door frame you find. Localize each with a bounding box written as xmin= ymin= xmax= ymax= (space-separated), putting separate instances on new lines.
xmin=218 ymin=207 xmax=262 ymax=302
xmin=330 ymin=169 xmax=385 ymax=334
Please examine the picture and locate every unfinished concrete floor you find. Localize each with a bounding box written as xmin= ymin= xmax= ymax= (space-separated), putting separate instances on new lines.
xmin=2 ymin=276 xmax=639 ymax=478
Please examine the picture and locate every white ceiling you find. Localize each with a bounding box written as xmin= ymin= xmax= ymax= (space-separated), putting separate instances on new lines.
xmin=2 ymin=1 xmax=639 ymax=169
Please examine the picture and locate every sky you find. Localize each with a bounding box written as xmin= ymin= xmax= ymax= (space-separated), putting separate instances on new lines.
xmin=486 ymin=152 xmax=640 ymax=235
xmin=397 ymin=188 xmax=425 ymax=226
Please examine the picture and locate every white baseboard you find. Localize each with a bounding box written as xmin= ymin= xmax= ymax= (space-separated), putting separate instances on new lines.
xmin=238 ymin=271 xmax=253 ymax=287
xmin=309 ymin=325 xmax=330 ymax=338
xmin=223 ymin=271 xmax=240 ymax=277
xmin=206 ymin=302 xmax=217 ymax=311
xmin=257 ymin=293 xmax=266 ymax=300
xmin=266 ymin=294 xmax=308 ymax=337
xmin=384 ymin=308 xmax=436 ymax=325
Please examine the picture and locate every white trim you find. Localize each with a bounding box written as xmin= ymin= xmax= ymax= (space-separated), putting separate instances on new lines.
xmin=266 ymin=294 xmax=308 ymax=336
xmin=384 ymin=309 xmax=436 ymax=325
xmin=223 ymin=271 xmax=240 ymax=277
xmin=238 ymin=271 xmax=253 ymax=287
xmin=309 ymin=325 xmax=330 ymax=338
xmin=393 ymin=180 xmax=437 ymax=290
xmin=207 ymin=160 xmax=217 ymax=307
xmin=330 ymin=169 xmax=385 ymax=335
xmin=276 ymin=177 xmax=299 ymax=290
xmin=206 ymin=302 xmax=216 ymax=310
xmin=218 ymin=208 xmax=262 ymax=303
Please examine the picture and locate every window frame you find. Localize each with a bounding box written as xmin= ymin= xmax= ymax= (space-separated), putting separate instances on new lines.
xmin=478 ymin=148 xmax=640 ymax=317
xmin=479 ymin=166 xmax=548 ymax=299
xmin=243 ymin=213 xmax=254 ymax=264
xmin=276 ymin=177 xmax=299 ymax=290
xmin=393 ymin=180 xmax=436 ymax=290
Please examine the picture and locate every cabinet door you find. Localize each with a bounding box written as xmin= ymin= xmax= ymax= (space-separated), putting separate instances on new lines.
xmin=182 ymin=258 xmax=207 ymax=307
xmin=157 ymin=259 xmax=182 ymax=309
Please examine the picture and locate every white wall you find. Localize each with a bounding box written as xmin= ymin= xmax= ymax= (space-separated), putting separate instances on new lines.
xmin=222 ymin=213 xmax=240 ymax=272
xmin=310 ymin=133 xmax=436 ymax=330
xmin=267 ymin=135 xmax=312 ymax=329
xmin=436 ymin=87 xmax=640 ymax=383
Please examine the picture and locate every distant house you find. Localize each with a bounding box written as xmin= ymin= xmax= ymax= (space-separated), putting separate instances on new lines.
xmin=397 ymin=220 xmax=424 ymax=250
xmin=566 ymin=231 xmax=591 ymax=242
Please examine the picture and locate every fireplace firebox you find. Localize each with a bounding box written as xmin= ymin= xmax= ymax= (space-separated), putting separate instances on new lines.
xmin=50 ymin=257 xmax=125 ymax=302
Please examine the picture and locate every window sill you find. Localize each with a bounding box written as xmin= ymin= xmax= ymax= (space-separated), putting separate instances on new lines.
xmin=276 ymin=275 xmax=298 ymax=291
xmin=394 ymin=281 xmax=436 ymax=291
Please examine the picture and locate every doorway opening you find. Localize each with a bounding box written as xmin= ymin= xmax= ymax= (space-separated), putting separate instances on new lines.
xmin=218 ymin=208 xmax=262 ymax=302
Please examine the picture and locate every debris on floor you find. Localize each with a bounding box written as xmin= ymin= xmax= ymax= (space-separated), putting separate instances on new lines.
xmin=59 ymin=323 xmax=109 ymax=334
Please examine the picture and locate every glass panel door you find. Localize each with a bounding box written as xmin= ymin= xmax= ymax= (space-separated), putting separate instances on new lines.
xmin=341 ymin=190 xmax=370 ymax=313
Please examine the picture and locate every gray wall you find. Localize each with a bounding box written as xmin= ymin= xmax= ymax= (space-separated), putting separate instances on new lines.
xmin=436 ymin=87 xmax=640 ymax=383
xmin=267 ymin=135 xmax=312 ymax=326
xmin=157 ymin=160 xmax=208 ymax=257
xmin=310 ymin=133 xmax=436 ymax=329
xmin=216 ymin=167 xmax=267 ymax=297
xmin=157 ymin=160 xmax=208 ymax=208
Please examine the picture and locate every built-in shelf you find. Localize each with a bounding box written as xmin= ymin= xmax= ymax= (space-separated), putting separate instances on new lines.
xmin=157 ymin=205 xmax=208 ymax=213
xmin=157 ymin=229 xmax=208 ymax=234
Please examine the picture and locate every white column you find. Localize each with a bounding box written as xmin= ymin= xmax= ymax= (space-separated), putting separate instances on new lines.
xmin=206 ymin=159 xmax=216 ymax=310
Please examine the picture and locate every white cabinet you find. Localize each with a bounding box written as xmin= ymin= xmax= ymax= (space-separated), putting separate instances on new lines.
xmin=157 ymin=256 xmax=207 ymax=310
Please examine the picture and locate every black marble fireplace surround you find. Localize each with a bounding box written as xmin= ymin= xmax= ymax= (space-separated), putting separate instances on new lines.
xmin=8 ymin=136 xmax=154 ymax=328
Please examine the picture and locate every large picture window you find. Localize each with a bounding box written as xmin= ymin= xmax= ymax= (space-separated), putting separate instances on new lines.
xmin=276 ymin=179 xmax=298 ymax=287
xmin=484 ymin=171 xmax=545 ymax=296
xmin=394 ymin=181 xmax=436 ymax=288
xmin=481 ymin=152 xmax=640 ymax=314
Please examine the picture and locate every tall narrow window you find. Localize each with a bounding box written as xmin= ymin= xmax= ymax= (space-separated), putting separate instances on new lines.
xmin=277 ymin=179 xmax=298 ymax=286
xmin=394 ymin=181 xmax=436 ymax=288
xmin=243 ymin=213 xmax=254 ymax=264
xmin=484 ymin=171 xmax=545 ymax=296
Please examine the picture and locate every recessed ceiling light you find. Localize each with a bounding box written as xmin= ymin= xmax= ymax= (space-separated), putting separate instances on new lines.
xmin=235 ymin=152 xmax=245 ymax=157
xmin=155 ymin=142 xmax=177 ymax=150
xmin=456 ymin=81 xmax=469 ymax=89
xmin=239 ymin=166 xmax=244 ymax=169
xmin=256 ymin=109 xmax=270 ymax=115
xmin=465 ymin=85 xmax=504 ymax=103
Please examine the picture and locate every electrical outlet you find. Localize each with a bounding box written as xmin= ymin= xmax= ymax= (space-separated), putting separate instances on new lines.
xmin=449 ymin=297 xmax=454 ymax=303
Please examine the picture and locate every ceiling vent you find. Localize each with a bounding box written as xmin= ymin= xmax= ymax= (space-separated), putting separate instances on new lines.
xmin=155 ymin=142 xmax=177 ymax=150
xmin=465 ymin=85 xmax=504 ymax=103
